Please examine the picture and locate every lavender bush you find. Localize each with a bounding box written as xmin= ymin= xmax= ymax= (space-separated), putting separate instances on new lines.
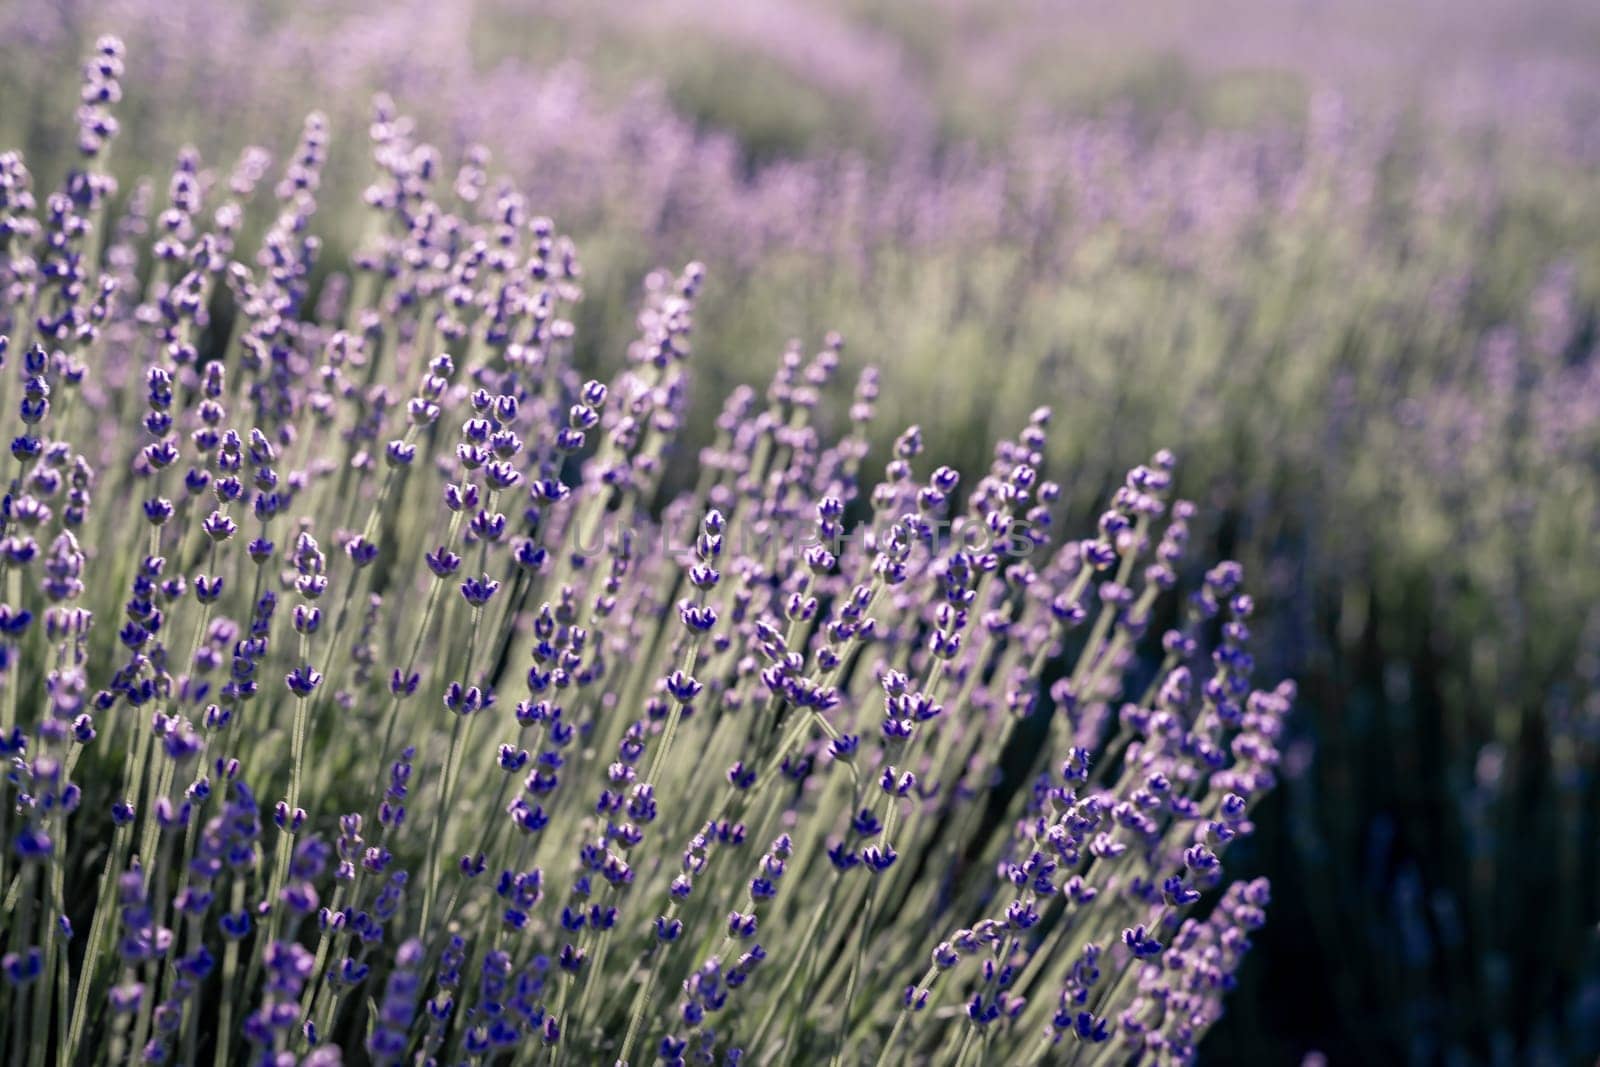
xmin=0 ymin=39 xmax=1297 ymax=1065
xmin=4 ymin=2 xmax=1599 ymax=1063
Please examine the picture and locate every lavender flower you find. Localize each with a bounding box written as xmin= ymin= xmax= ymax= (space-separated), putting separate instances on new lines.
xmin=0 ymin=38 xmax=1317 ymax=1067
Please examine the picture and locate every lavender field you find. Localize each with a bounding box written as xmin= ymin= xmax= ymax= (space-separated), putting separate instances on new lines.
xmin=0 ymin=1 xmax=1597 ymax=1064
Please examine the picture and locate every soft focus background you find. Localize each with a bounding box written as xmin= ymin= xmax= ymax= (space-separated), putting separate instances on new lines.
xmin=4 ymin=0 xmax=1599 ymax=1061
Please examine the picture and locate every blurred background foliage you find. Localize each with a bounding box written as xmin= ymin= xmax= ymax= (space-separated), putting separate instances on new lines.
xmin=3 ymin=0 xmax=1600 ymax=1061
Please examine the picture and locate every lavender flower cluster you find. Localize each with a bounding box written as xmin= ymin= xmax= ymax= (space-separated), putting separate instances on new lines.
xmin=0 ymin=39 xmax=1294 ymax=1066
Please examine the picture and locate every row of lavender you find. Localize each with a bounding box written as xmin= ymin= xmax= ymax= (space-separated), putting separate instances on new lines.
xmin=0 ymin=38 xmax=1293 ymax=1065
xmin=4 ymin=4 xmax=1599 ymax=1064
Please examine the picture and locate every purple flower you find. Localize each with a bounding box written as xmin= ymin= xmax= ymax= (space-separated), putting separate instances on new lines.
xmin=285 ymin=665 xmax=322 ymax=697
xmin=459 ymin=574 xmax=500 ymax=607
